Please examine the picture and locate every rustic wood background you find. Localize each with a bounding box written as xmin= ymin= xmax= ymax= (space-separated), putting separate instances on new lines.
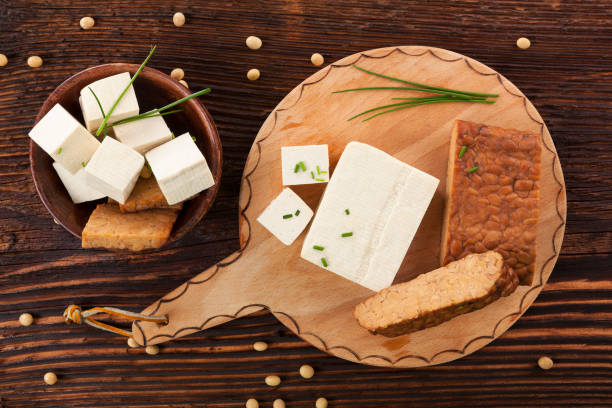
xmin=0 ymin=0 xmax=610 ymax=407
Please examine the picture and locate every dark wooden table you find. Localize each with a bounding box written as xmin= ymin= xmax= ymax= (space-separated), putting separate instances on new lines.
xmin=1 ymin=1 xmax=611 ymax=407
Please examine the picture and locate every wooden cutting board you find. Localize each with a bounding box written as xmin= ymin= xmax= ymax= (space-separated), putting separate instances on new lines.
xmin=132 ymin=46 xmax=566 ymax=368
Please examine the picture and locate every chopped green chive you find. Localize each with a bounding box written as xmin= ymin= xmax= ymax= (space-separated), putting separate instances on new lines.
xmin=467 ymin=166 xmax=479 ymax=173
xmin=321 ymin=258 xmax=328 ymax=267
xmin=295 ymin=209 xmax=300 ymax=216
xmin=341 ymin=232 xmax=353 ymax=237
xmin=171 ymin=132 xmax=175 ymax=139
xmin=316 ymin=165 xmax=321 ymax=175
xmin=299 ymin=161 xmax=306 ymax=171
xmin=457 ymin=305 xmax=464 ymax=310
xmin=345 ymin=209 xmax=350 ymax=215
xmin=145 ymin=161 xmax=152 ymax=171
xmin=57 ymin=147 xmax=62 ymax=155
xmin=458 ymin=146 xmax=467 ymax=158
xmin=191 ymin=135 xmax=196 ymax=142
xmin=315 ymin=178 xmax=325 ymax=182
xmin=320 ymin=170 xmax=327 ymax=174
xmin=282 ymin=214 xmax=293 ymax=219
xmin=313 ymin=245 xmax=324 ymax=251
xmin=81 ymin=161 xmax=86 ymax=167
xmin=311 ymin=171 xmax=315 ymax=179
xmin=294 ymin=163 xmax=300 ymax=173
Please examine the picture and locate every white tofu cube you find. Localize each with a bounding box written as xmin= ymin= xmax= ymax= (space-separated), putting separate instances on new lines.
xmin=301 ymin=142 xmax=439 ymax=292
xmin=84 ymin=136 xmax=144 ymax=204
xmin=53 ymin=162 xmax=105 ymax=204
xmin=79 ymin=72 xmax=140 ymax=132
xmin=113 ymin=115 xmax=173 ymax=154
xmin=257 ymin=188 xmax=314 ymax=246
xmin=281 ymin=145 xmax=329 ymax=185
xmin=28 ymin=104 xmax=100 ymax=174
xmin=145 ymin=133 xmax=214 ymax=205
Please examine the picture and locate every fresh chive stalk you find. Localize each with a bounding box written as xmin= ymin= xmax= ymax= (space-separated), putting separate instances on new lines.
xmin=111 ymin=109 xmax=184 ymax=127
xmin=282 ymin=214 xmax=293 ymax=219
xmin=89 ymin=87 xmax=106 ymax=117
xmin=459 ymin=146 xmax=467 ymax=158
xmin=341 ymin=232 xmax=353 ymax=237
xmin=351 ymin=64 xmax=499 ymax=98
xmin=467 ymin=166 xmax=479 ymax=173
xmin=313 ymin=245 xmax=324 ymax=251
xmin=321 ymin=258 xmax=328 ymax=267
xmin=96 ymin=45 xmax=157 ymax=136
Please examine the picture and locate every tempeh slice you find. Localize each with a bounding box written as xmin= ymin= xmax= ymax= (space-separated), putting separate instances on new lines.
xmin=353 ymin=251 xmax=519 ymax=337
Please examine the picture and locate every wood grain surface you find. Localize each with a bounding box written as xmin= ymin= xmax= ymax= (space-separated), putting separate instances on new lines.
xmin=0 ymin=0 xmax=610 ymax=407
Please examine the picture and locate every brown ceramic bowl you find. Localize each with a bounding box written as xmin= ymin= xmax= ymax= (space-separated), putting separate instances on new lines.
xmin=29 ymin=63 xmax=222 ymax=249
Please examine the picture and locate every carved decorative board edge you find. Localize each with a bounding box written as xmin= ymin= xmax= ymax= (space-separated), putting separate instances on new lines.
xmin=136 ymin=47 xmax=566 ymax=367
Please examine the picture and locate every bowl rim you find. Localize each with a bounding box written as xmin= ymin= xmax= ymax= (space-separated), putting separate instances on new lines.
xmin=29 ymin=63 xmax=223 ymax=246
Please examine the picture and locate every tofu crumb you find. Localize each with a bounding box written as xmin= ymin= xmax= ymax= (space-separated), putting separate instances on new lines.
xmin=19 ymin=313 xmax=33 ymax=326
xmin=516 ymin=37 xmax=531 ymax=49
xmin=173 ymin=12 xmax=186 ymax=27
xmin=27 ymin=56 xmax=43 ymax=68
xmin=247 ymin=68 xmax=260 ymax=81
xmin=80 ymin=16 xmax=95 ymax=30
xmin=246 ymin=36 xmax=262 ymax=50
xmin=311 ymin=53 xmax=324 ymax=66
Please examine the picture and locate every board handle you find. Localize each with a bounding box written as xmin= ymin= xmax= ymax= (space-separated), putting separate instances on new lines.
xmin=132 ymin=247 xmax=267 ymax=346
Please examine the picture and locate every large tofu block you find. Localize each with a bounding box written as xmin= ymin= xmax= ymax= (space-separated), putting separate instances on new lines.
xmin=84 ymin=137 xmax=144 ymax=204
xmin=28 ymin=104 xmax=100 ymax=174
xmin=257 ymin=188 xmax=314 ymax=245
xmin=113 ymin=115 xmax=173 ymax=154
xmin=82 ymin=204 xmax=178 ymax=251
xmin=145 ymin=133 xmax=215 ymax=205
xmin=281 ymin=145 xmax=329 ymax=185
xmin=79 ymin=72 xmax=140 ymax=132
xmin=301 ymin=142 xmax=439 ymax=292
xmin=53 ymin=162 xmax=105 ymax=204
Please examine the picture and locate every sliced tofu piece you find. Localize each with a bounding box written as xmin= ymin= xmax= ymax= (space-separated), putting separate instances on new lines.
xmin=79 ymin=72 xmax=140 ymax=132
xmin=145 ymin=133 xmax=214 ymax=205
xmin=82 ymin=203 xmax=178 ymax=251
xmin=29 ymin=104 xmax=100 ymax=174
xmin=301 ymin=142 xmax=439 ymax=292
xmin=281 ymin=145 xmax=329 ymax=185
xmin=84 ymin=136 xmax=144 ymax=204
xmin=108 ymin=176 xmax=183 ymax=213
xmin=257 ymin=188 xmax=314 ymax=245
xmin=113 ymin=115 xmax=173 ymax=154
xmin=53 ymin=162 xmax=105 ymax=204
